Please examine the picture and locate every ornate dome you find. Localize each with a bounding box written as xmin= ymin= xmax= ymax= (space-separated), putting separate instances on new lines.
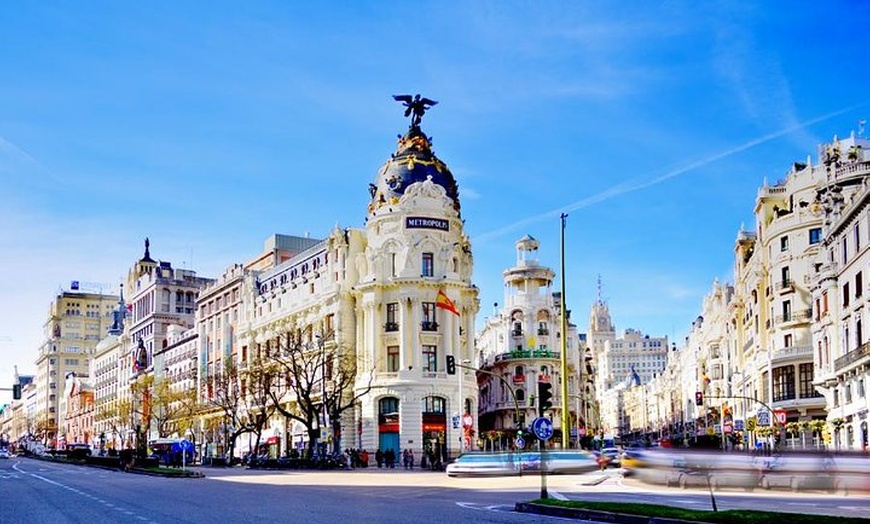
xmin=368 ymin=125 xmax=460 ymax=216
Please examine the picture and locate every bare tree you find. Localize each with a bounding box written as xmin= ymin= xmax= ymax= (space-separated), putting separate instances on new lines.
xmin=264 ymin=330 xmax=372 ymax=457
xmin=204 ymin=359 xmax=274 ymax=462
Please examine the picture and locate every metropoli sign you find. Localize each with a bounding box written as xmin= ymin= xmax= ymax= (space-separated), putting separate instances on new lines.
xmin=406 ymin=216 xmax=449 ymax=231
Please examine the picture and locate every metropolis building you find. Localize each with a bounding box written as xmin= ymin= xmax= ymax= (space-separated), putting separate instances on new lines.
xmin=238 ymin=106 xmax=479 ymax=459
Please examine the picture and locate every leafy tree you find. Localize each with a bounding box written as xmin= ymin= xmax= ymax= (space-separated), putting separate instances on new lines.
xmin=95 ymin=397 xmax=134 ymax=449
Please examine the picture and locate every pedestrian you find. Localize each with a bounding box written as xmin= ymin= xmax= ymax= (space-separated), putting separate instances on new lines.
xmin=408 ymin=449 xmax=414 ymax=469
xmin=375 ymin=448 xmax=384 ymax=468
xmin=402 ymin=449 xmax=410 ymax=469
xmin=360 ymin=449 xmax=369 ymax=468
xmin=386 ymin=448 xmax=396 ymax=468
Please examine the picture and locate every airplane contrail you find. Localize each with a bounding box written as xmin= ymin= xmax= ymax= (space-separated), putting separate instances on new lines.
xmin=0 ymin=135 xmax=62 ymax=184
xmin=473 ymin=101 xmax=870 ymax=244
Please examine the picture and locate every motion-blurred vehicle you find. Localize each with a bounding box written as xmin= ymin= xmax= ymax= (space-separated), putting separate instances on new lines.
xmin=0 ymin=448 xmax=11 ymax=459
xmin=446 ymin=450 xmax=598 ymax=477
xmin=599 ymin=447 xmax=621 ymax=467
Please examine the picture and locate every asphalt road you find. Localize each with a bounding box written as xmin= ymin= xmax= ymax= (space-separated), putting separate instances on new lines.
xmin=1 ymin=458 xmax=867 ymax=524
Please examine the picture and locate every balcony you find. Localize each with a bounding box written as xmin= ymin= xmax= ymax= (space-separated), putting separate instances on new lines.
xmin=773 ymin=309 xmax=812 ymax=326
xmin=775 ymin=280 xmax=794 ymax=293
xmin=511 ymin=330 xmax=523 ymax=337
xmin=384 ymin=322 xmax=399 ymax=332
xmin=494 ymin=349 xmax=556 ymax=362
xmin=771 ymin=345 xmax=812 ymax=362
xmin=421 ymin=321 xmax=439 ymax=332
xmin=834 ymin=341 xmax=870 ymax=372
xmin=537 ymin=328 xmax=549 ymax=336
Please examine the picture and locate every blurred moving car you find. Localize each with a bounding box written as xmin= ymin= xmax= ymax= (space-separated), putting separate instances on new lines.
xmin=446 ymin=450 xmax=598 ymax=477
xmin=0 ymin=448 xmax=11 ymax=459
xmin=599 ymin=447 xmax=621 ymax=467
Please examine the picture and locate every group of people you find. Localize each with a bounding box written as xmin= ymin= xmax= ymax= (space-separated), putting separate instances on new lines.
xmin=374 ymin=448 xmax=415 ymax=469
xmin=344 ymin=448 xmax=370 ymax=468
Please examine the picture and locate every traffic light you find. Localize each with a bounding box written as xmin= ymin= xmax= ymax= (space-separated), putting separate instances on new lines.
xmin=695 ymin=391 xmax=703 ymax=406
xmin=13 ymin=383 xmax=21 ymax=400
xmin=538 ymin=381 xmax=553 ymax=415
xmin=446 ymin=355 xmax=456 ymax=375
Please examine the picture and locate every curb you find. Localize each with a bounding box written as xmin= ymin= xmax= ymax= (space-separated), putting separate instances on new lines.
xmin=515 ymin=502 xmax=711 ymax=524
xmin=24 ymin=454 xmax=205 ymax=478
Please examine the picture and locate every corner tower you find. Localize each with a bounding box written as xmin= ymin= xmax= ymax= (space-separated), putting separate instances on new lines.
xmin=355 ymin=96 xmax=479 ymax=459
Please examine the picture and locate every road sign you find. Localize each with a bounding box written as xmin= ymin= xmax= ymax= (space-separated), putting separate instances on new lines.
xmin=179 ymin=440 xmax=194 ymax=452
xmin=532 ymin=417 xmax=554 ymax=441
xmin=723 ymin=422 xmax=733 ymax=434
xmin=515 ymin=437 xmax=526 ymax=448
xmin=462 ymin=414 xmax=473 ymax=428
xmin=734 ymin=419 xmax=745 ymax=431
xmin=774 ymin=409 xmax=787 ymax=425
xmin=756 ymin=409 xmax=771 ymax=427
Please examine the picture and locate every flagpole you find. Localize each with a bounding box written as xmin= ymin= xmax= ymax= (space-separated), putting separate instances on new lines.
xmin=560 ymin=213 xmax=570 ymax=449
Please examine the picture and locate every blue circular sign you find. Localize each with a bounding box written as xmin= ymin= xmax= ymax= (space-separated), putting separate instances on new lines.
xmin=532 ymin=417 xmax=554 ymax=441
xmin=515 ymin=437 xmax=526 ymax=448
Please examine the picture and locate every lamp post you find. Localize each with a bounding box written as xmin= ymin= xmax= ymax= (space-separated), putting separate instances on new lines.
xmin=314 ymin=333 xmax=329 ymax=455
xmin=559 ymin=213 xmax=570 ymax=448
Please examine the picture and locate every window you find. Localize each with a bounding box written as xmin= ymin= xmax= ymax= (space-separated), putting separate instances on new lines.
xmin=842 ymin=237 xmax=849 ymax=264
xmin=799 ymin=363 xmax=819 ymax=398
xmin=809 ymin=227 xmax=821 ymax=245
xmin=844 ymin=283 xmax=850 ymax=307
xmin=390 ymin=253 xmax=397 ymax=277
xmin=515 ymin=365 xmax=524 ymax=376
xmin=784 ymin=334 xmax=792 ymax=347
xmin=857 ymin=272 xmax=863 ymax=298
xmin=422 ymin=345 xmax=437 ymax=372
xmin=782 ymin=300 xmax=791 ymax=322
xmin=537 ymin=322 xmax=549 ymax=335
xmin=780 ymin=235 xmax=789 ymax=252
xmin=772 ymin=366 xmax=795 ymax=402
xmin=422 ymin=302 xmax=437 ymax=331
xmin=422 ymin=396 xmax=445 ymax=413
xmin=385 ymin=302 xmax=399 ymax=331
xmin=856 ymin=223 xmax=861 ymax=251
xmin=422 ymin=252 xmax=434 ymax=277
xmin=387 ymin=345 xmax=400 ymax=372
xmin=781 ymin=266 xmax=791 ymax=288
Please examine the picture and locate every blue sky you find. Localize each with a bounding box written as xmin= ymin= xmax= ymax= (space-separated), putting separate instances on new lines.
xmin=2 ymin=1 xmax=869 ymax=402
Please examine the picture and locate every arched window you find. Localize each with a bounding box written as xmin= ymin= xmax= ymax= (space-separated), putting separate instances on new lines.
xmin=378 ymin=397 xmax=399 ymax=421
xmin=515 ymin=365 xmax=524 ymax=376
xmin=422 ymin=396 xmax=446 ymax=414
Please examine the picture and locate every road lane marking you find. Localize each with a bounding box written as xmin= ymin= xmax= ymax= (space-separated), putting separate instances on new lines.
xmin=12 ymin=462 xmax=160 ymax=523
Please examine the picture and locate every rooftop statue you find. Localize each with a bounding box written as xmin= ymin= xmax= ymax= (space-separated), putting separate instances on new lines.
xmin=393 ymin=94 xmax=437 ymax=128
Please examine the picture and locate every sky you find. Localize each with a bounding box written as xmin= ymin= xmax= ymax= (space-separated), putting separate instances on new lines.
xmin=2 ymin=1 xmax=869 ymax=404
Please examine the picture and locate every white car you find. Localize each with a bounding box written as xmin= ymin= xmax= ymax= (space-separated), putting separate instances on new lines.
xmin=0 ymin=449 xmax=11 ymax=459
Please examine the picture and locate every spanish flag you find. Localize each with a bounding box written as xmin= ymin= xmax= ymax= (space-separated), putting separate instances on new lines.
xmin=436 ymin=289 xmax=459 ymax=316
